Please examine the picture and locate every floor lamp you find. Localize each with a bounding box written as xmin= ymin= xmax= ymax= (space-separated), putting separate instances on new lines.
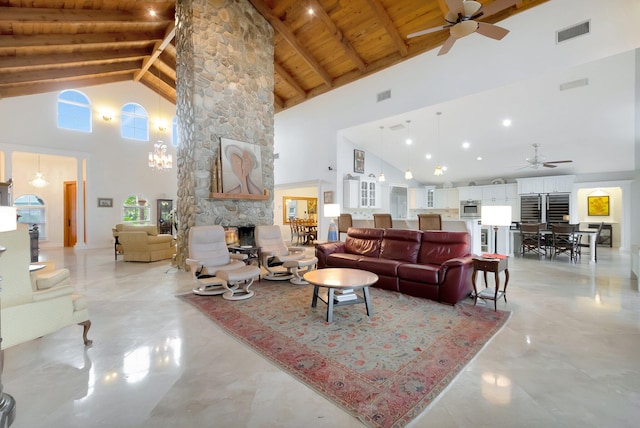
xmin=0 ymin=206 xmax=17 ymax=427
xmin=481 ymin=206 xmax=512 ymax=255
xmin=324 ymin=204 xmax=340 ymax=242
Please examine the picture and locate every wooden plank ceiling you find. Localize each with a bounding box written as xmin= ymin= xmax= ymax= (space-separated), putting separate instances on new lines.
xmin=0 ymin=0 xmax=547 ymax=111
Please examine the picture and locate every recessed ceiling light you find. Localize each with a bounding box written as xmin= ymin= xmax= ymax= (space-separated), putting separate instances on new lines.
xmin=442 ymin=166 xmax=448 ymax=171
xmin=425 ymin=154 xmax=432 ymax=160
xmin=477 ymin=156 xmax=483 ymax=161
xmin=502 ymin=119 xmax=512 ymax=127
xmin=406 ymin=138 xmax=412 ymax=145
xmin=308 ymin=7 xmax=314 ymax=15
xmin=149 ymin=9 xmax=157 ymax=17
xmin=462 ymin=142 xmax=470 ymax=149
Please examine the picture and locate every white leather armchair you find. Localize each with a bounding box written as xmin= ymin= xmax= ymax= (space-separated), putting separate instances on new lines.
xmin=0 ymin=228 xmax=91 ymax=349
xmin=255 ymin=225 xmax=317 ymax=284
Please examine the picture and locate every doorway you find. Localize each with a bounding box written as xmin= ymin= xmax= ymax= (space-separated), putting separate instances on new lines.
xmin=64 ymin=181 xmax=77 ymax=247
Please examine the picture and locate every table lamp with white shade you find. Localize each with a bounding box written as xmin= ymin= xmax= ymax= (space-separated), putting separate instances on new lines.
xmin=0 ymin=206 xmax=17 ymax=426
xmin=324 ymin=203 xmax=340 ymax=241
xmin=481 ymin=206 xmax=512 ymax=255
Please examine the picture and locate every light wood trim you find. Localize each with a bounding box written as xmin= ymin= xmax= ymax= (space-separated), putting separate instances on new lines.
xmin=0 ymin=60 xmax=141 ymax=85
xmin=0 ymin=7 xmax=172 ymax=23
xmin=134 ymin=22 xmax=176 ymax=82
xmin=0 ymin=31 xmax=163 ymax=50
xmin=0 ymin=74 xmax=130 ymax=99
xmin=0 ymin=48 xmax=149 ymax=70
xmin=248 ymin=0 xmax=333 ymax=87
xmin=364 ymin=0 xmax=408 ymax=57
xmin=210 ymin=191 xmax=269 ymax=201
xmin=308 ymin=0 xmax=367 ymax=72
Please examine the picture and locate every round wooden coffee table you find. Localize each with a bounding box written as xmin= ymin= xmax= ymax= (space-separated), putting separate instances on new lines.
xmin=303 ymin=268 xmax=378 ymax=322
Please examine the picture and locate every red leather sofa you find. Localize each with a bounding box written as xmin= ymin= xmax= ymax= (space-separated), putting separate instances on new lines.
xmin=315 ymin=227 xmax=474 ymax=305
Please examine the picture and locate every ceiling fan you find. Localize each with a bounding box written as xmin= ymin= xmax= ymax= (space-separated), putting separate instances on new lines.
xmin=522 ymin=144 xmax=573 ymax=169
xmin=407 ymin=0 xmax=516 ymax=56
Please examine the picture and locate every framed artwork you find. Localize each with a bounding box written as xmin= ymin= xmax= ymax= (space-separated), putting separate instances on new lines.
xmin=97 ymin=197 xmax=113 ymax=208
xmin=354 ymin=149 xmax=365 ymax=174
xmin=588 ymin=195 xmax=609 ymax=216
xmin=323 ymin=191 xmax=333 ymax=204
xmin=220 ymin=137 xmax=264 ymax=195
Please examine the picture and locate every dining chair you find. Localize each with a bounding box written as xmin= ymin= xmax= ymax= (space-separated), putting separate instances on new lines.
xmin=337 ymin=213 xmax=352 ymax=241
xmin=417 ymin=214 xmax=442 ymax=231
xmin=288 ymin=217 xmax=299 ymax=245
xmin=577 ymin=221 xmax=603 ymax=262
xmin=551 ymin=224 xmax=579 ymax=262
xmin=520 ymin=223 xmax=545 ymax=259
xmin=373 ymin=213 xmax=392 ymax=229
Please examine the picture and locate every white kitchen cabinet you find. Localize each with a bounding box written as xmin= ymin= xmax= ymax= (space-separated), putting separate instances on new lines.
xmin=458 ymin=186 xmax=483 ymax=201
xmin=343 ymin=179 xmax=359 ymax=209
xmin=543 ymin=175 xmax=574 ymax=193
xmin=426 ymin=186 xmax=435 ymax=208
xmin=482 ymin=184 xmax=507 ymax=202
xmin=517 ymin=177 xmax=544 ymax=194
xmin=408 ymin=187 xmax=427 ymax=209
xmin=434 ymin=188 xmax=458 ymax=209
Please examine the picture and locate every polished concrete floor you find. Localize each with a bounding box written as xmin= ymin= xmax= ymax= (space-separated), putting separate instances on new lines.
xmin=3 ymin=245 xmax=640 ymax=427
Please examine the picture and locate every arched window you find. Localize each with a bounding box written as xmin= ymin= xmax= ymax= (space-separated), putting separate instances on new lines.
xmin=14 ymin=194 xmax=47 ymax=239
xmin=57 ymin=90 xmax=92 ymax=132
xmin=122 ymin=195 xmax=150 ymax=225
xmin=121 ymin=103 xmax=148 ymax=141
xmin=172 ymin=116 xmax=179 ymax=147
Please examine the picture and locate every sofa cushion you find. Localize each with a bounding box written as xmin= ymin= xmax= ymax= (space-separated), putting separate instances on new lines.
xmin=326 ymin=253 xmax=361 ymax=268
xmin=35 ymin=268 xmax=71 ymax=290
xmin=344 ymin=227 xmax=383 ymax=257
xmin=380 ymin=229 xmax=421 ymax=263
xmin=418 ymin=231 xmax=470 ymax=265
xmin=358 ymin=257 xmax=403 ymax=277
xmin=117 ymin=224 xmax=158 ymax=236
xmin=397 ymin=263 xmax=440 ymax=284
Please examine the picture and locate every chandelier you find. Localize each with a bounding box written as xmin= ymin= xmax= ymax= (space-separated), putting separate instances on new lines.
xmin=148 ymin=141 xmax=172 ymax=170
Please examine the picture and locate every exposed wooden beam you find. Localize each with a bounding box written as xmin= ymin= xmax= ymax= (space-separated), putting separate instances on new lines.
xmin=0 ymin=60 xmax=142 ymax=85
xmin=364 ymin=0 xmax=408 ymax=57
xmin=274 ymin=93 xmax=284 ymax=111
xmin=248 ymin=0 xmax=333 ymax=87
xmin=274 ymin=62 xmax=306 ymax=97
xmin=0 ymin=7 xmax=173 ymax=23
xmin=0 ymin=31 xmax=164 ymax=50
xmin=308 ymin=0 xmax=367 ymax=72
xmin=0 ymin=48 xmax=149 ymax=70
xmin=0 ymin=75 xmax=131 ymax=99
xmin=139 ymin=73 xmax=176 ymax=104
xmin=134 ymin=22 xmax=176 ymax=82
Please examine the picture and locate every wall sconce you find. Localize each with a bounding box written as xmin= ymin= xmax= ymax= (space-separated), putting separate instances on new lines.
xmin=102 ymin=114 xmax=113 ymax=122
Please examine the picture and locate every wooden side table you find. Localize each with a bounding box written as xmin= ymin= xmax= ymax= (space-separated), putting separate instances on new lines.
xmin=472 ymin=256 xmax=509 ymax=311
xmin=228 ymin=245 xmax=261 ymax=267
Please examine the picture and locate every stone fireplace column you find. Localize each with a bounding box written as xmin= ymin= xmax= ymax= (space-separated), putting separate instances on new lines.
xmin=174 ymin=0 xmax=275 ymax=268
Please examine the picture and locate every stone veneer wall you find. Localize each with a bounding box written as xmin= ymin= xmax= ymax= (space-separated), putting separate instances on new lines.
xmin=175 ymin=0 xmax=274 ymax=268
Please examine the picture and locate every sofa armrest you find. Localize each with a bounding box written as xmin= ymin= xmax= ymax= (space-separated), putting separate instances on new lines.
xmin=32 ymin=284 xmax=73 ymax=302
xmin=315 ymin=241 xmax=346 ymax=268
xmin=229 ymin=253 xmax=248 ymax=261
xmin=287 ymin=246 xmax=305 ymax=254
xmin=439 ymin=255 xmax=475 ymax=305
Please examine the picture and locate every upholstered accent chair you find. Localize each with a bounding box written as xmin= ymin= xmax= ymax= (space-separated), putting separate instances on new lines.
xmin=186 ymin=225 xmax=260 ymax=300
xmin=0 ymin=228 xmax=91 ymax=349
xmin=255 ymin=225 xmax=318 ymax=284
xmin=112 ymin=224 xmax=175 ymax=262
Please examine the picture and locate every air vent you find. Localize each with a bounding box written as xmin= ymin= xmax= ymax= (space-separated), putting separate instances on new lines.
xmin=559 ymin=78 xmax=589 ymax=91
xmin=377 ymin=89 xmax=391 ymax=102
xmin=389 ymin=124 xmax=405 ymax=131
xmin=556 ymin=20 xmax=590 ymax=43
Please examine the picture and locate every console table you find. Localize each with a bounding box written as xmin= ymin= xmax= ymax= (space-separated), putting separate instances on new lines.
xmin=588 ymin=223 xmax=612 ymax=247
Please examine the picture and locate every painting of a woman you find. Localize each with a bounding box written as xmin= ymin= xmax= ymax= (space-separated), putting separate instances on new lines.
xmin=220 ymin=138 xmax=263 ymax=195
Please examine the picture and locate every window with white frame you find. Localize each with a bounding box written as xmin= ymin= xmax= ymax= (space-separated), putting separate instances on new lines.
xmin=14 ymin=194 xmax=46 ymax=239
xmin=121 ymin=103 xmax=149 ymax=141
xmin=122 ymin=195 xmax=150 ymax=225
xmin=57 ymin=90 xmax=92 ymax=132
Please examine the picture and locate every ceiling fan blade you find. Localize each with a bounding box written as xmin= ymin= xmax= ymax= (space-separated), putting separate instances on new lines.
xmin=444 ymin=0 xmax=465 ymax=16
xmin=478 ymin=0 xmax=517 ymax=19
xmin=543 ymin=164 xmax=558 ymax=168
xmin=407 ymin=25 xmax=446 ymax=39
xmin=476 ymin=22 xmax=509 ymax=40
xmin=544 ymin=160 xmax=573 ymax=164
xmin=437 ymin=35 xmax=457 ymax=56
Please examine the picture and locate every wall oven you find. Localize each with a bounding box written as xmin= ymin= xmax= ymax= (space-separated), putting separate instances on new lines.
xmin=460 ymin=200 xmax=481 ymax=219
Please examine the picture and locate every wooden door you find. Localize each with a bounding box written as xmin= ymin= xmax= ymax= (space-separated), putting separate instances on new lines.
xmin=64 ymin=181 xmax=77 ymax=247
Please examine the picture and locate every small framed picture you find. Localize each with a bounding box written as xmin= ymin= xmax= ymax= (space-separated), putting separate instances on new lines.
xmin=354 ymin=149 xmax=365 ymax=174
xmin=97 ymin=197 xmax=113 ymax=208
xmin=324 ymin=191 xmax=333 ymax=204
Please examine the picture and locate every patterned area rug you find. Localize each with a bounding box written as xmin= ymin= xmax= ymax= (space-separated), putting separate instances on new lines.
xmin=179 ymin=281 xmax=509 ymax=427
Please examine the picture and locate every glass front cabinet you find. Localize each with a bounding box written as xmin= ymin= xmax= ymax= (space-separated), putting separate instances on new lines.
xmin=157 ymin=199 xmax=173 ymax=235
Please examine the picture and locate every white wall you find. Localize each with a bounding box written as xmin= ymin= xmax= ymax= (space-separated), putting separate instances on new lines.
xmin=0 ymin=81 xmax=178 ymax=249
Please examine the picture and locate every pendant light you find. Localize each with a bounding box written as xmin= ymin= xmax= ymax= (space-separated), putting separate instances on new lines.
xmin=434 ymin=112 xmax=444 ymax=176
xmin=404 ymin=120 xmax=413 ymax=180
xmin=378 ymin=126 xmax=386 ymax=182
xmin=30 ymin=155 xmax=49 ymax=188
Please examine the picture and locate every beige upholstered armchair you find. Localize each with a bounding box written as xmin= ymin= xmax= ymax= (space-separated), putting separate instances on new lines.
xmin=0 ymin=228 xmax=91 ymax=349
xmin=112 ymin=224 xmax=175 ymax=262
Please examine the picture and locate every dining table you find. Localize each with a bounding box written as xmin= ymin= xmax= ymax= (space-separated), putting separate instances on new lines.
xmin=509 ymin=228 xmax=599 ymax=263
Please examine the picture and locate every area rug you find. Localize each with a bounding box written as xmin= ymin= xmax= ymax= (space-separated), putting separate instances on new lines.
xmin=178 ymin=282 xmax=509 ymax=427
